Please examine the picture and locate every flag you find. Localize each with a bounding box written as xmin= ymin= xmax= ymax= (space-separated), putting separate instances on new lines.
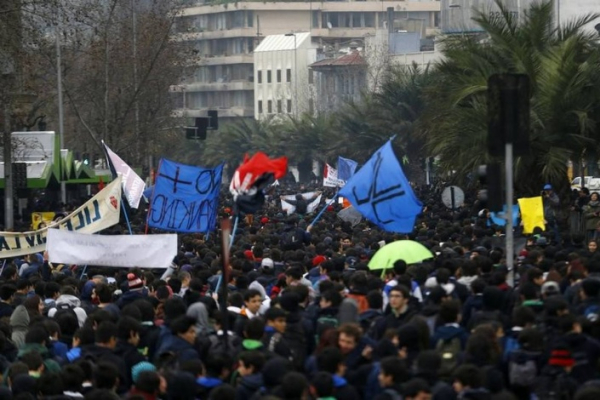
xmin=488 ymin=204 xmax=520 ymax=227
xmin=230 ymin=152 xmax=287 ymax=214
xmin=339 ymin=140 xmax=422 ymax=233
xmin=103 ymin=142 xmax=145 ymax=209
xmin=148 ymin=159 xmax=223 ymax=233
xmin=281 ymin=192 xmax=322 ymax=216
xmin=323 ymin=164 xmax=344 ymax=187
xmin=337 ymin=156 xmax=358 ymax=181
xmin=518 ymin=196 xmax=545 ymax=234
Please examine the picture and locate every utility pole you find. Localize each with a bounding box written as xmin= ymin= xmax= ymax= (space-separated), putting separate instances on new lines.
xmin=3 ymin=104 xmax=13 ymax=230
xmin=56 ymin=1 xmax=66 ymax=204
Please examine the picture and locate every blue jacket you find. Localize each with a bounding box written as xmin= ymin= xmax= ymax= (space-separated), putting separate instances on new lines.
xmin=431 ymin=324 xmax=469 ymax=350
xmin=236 ymin=373 xmax=263 ymax=400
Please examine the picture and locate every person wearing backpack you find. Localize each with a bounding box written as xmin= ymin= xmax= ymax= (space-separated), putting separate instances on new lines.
xmin=532 ymin=344 xmax=579 ymax=400
xmin=374 ymin=356 xmax=409 ymax=400
xmin=431 ymin=300 xmax=469 ymax=380
xmin=315 ymin=290 xmax=342 ymax=342
xmin=505 ymin=328 xmax=545 ymax=400
xmin=48 ymin=286 xmax=87 ymax=328
xmin=555 ymin=314 xmax=600 ymax=385
xmin=280 ymin=217 xmax=311 ymax=251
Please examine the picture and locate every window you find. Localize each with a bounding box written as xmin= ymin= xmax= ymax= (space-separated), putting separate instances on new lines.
xmin=247 ymin=11 xmax=254 ymax=27
xmin=257 ymin=70 xmax=262 ymax=84
xmin=277 ymin=100 xmax=282 ymax=113
xmin=276 ymin=70 xmax=281 ymax=83
xmin=258 ymin=100 xmax=263 ymax=114
xmin=286 ymin=69 xmax=292 ymax=83
xmin=267 ymin=70 xmax=272 ymax=83
xmin=287 ymin=99 xmax=292 ymax=113
xmin=309 ymin=98 xmax=314 ymax=114
xmin=267 ymin=100 xmax=272 ymax=113
xmin=308 ymin=70 xmax=314 ymax=84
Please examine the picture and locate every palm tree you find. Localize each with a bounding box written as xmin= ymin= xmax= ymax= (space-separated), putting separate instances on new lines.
xmin=420 ymin=0 xmax=600 ymax=195
xmin=201 ymin=117 xmax=284 ymax=171
xmin=280 ymin=113 xmax=336 ymax=182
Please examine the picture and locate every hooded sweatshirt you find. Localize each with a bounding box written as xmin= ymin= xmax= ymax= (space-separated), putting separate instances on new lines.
xmin=186 ymin=302 xmax=212 ymax=336
xmin=48 ymin=294 xmax=88 ymax=327
xmin=10 ymin=305 xmax=29 ymax=348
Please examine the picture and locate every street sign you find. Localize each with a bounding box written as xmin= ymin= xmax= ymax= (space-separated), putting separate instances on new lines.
xmin=441 ymin=186 xmax=464 ymax=209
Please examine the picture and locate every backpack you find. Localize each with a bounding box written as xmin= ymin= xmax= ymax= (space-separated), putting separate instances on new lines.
xmin=584 ymin=304 xmax=600 ymax=322
xmin=282 ymin=228 xmax=304 ymax=251
xmin=53 ymin=303 xmax=78 ymax=323
xmin=283 ymin=320 xmax=307 ymax=370
xmin=436 ymin=337 xmax=461 ymax=378
xmin=508 ymin=350 xmax=539 ymax=388
xmin=502 ymin=335 xmax=520 ymax=361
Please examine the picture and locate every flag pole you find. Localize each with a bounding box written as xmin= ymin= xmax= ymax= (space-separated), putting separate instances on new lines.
xmin=101 ymin=140 xmax=134 ymax=235
xmin=310 ymin=189 xmax=339 ymax=227
xmin=215 ymin=214 xmax=239 ymax=294
xmin=145 ymin=159 xmax=162 ymax=234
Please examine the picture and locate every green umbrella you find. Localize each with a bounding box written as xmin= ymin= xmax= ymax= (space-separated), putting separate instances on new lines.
xmin=368 ymin=240 xmax=433 ymax=270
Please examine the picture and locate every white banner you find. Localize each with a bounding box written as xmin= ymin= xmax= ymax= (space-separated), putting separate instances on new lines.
xmin=323 ymin=164 xmax=344 ymax=187
xmin=281 ymin=192 xmax=322 ymax=216
xmin=103 ymin=142 xmax=145 ymax=209
xmin=47 ymin=229 xmax=177 ymax=269
xmin=0 ymin=177 xmax=122 ymax=259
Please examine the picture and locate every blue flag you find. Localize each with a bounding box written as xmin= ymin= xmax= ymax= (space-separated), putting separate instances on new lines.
xmin=339 ymin=141 xmax=422 ymax=233
xmin=337 ymin=156 xmax=358 ymax=182
xmin=488 ymin=204 xmax=520 ymax=227
xmin=148 ymin=159 xmax=223 ymax=233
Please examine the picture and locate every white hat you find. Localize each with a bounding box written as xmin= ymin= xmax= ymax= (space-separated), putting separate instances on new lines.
xmin=261 ymin=258 xmax=274 ymax=270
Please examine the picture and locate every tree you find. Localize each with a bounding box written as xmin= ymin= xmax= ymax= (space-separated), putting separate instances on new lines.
xmin=420 ymin=0 xmax=600 ymax=195
xmin=23 ymin=0 xmax=189 ymax=170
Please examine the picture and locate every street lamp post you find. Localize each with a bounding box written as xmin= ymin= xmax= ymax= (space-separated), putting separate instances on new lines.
xmin=285 ymin=33 xmax=298 ymax=116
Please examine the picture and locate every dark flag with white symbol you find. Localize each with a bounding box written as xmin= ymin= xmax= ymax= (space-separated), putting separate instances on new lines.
xmin=148 ymin=159 xmax=223 ymax=233
xmin=338 ymin=141 xmax=422 ymax=233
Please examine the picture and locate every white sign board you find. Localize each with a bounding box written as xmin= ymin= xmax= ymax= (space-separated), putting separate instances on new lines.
xmin=47 ymin=229 xmax=177 ymax=269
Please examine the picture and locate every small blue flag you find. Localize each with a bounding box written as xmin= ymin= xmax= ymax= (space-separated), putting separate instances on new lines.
xmin=148 ymin=159 xmax=223 ymax=233
xmin=488 ymin=204 xmax=520 ymax=227
xmin=337 ymin=156 xmax=358 ymax=182
xmin=338 ymin=141 xmax=422 ymax=233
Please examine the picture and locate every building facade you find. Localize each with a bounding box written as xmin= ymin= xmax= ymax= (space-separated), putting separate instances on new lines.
xmin=172 ymin=0 xmax=441 ymax=122
xmin=253 ymin=32 xmax=316 ymax=119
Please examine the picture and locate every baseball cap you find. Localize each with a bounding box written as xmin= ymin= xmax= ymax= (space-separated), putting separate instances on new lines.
xmin=543 ymin=184 xmax=552 ymax=190
xmin=541 ymin=281 xmax=560 ymax=296
xmin=261 ymin=258 xmax=274 ymax=270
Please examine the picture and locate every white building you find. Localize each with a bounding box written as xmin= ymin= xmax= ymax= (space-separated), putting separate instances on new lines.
xmin=558 ymin=0 xmax=600 ymax=34
xmin=253 ymin=32 xmax=316 ymax=120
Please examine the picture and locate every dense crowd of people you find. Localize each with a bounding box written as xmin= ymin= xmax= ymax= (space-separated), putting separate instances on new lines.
xmin=1 ymin=182 xmax=600 ymax=399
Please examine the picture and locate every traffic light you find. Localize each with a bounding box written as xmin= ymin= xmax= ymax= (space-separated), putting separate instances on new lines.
xmin=185 ymin=117 xmax=208 ymax=140
xmin=477 ymin=163 xmax=502 ymax=212
xmin=12 ymin=163 xmax=27 ymax=189
xmin=488 ymin=74 xmax=530 ymax=156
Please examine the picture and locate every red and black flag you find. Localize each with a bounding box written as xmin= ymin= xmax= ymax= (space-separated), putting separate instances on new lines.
xmin=229 ymin=152 xmax=287 ymax=214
